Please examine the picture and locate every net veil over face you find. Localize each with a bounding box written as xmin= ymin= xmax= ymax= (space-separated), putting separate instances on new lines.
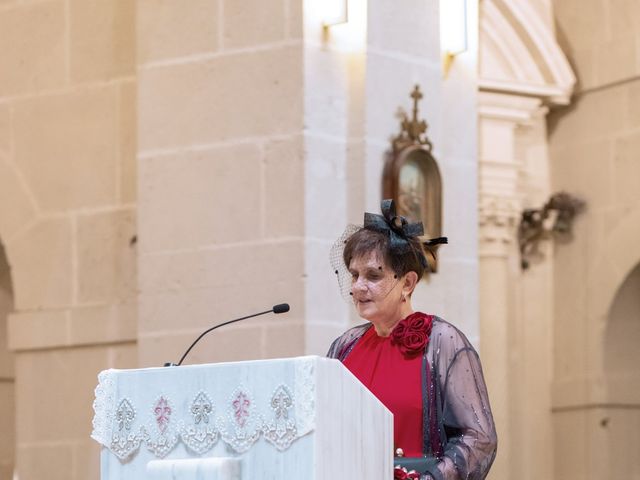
xmin=347 ymin=251 xmax=404 ymax=321
xmin=330 ymin=223 xmax=361 ymax=302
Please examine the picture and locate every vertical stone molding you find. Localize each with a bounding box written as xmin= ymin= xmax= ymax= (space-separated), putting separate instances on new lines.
xmin=479 ymin=94 xmax=557 ymax=480
xmin=478 ymin=97 xmax=554 ymax=480
xmin=478 ymin=95 xmax=527 ymax=480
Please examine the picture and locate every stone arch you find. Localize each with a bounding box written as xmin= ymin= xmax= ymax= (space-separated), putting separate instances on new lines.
xmin=0 ymin=139 xmax=39 ymax=479
xmin=0 ymin=239 xmax=15 ymax=478
xmin=589 ymin=208 xmax=640 ymax=324
xmin=596 ymin=261 xmax=640 ymax=479
xmin=480 ymin=0 xmax=576 ymax=105
xmin=604 ymin=262 xmax=640 ymax=387
xmin=0 ymin=155 xmax=39 ymax=310
xmin=591 ymin=209 xmax=640 ymax=408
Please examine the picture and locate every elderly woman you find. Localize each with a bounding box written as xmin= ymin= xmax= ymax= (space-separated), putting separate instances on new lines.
xmin=327 ymin=200 xmax=497 ymax=480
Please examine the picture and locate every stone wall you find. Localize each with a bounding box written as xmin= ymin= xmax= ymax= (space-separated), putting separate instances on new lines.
xmin=550 ymin=0 xmax=640 ymax=478
xmin=0 ymin=1 xmax=137 ymax=478
xmin=136 ymin=0 xmax=306 ymax=367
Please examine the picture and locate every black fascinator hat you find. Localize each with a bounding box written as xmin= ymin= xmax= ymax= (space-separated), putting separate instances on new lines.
xmin=330 ymin=199 xmax=447 ymax=299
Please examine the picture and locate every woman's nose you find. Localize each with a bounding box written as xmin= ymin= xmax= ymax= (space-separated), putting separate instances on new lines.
xmin=352 ymin=277 xmax=367 ymax=292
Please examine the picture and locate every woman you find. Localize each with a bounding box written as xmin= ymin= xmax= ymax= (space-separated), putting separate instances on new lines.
xmin=327 ymin=200 xmax=497 ymax=480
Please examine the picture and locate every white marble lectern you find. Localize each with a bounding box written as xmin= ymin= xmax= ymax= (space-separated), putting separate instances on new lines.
xmin=91 ymin=356 xmax=393 ymax=479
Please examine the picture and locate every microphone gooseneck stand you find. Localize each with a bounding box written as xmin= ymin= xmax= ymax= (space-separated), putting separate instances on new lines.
xmin=165 ymin=303 xmax=290 ymax=367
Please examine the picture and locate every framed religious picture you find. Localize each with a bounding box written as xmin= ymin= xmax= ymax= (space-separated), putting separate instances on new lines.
xmin=383 ymin=86 xmax=444 ymax=272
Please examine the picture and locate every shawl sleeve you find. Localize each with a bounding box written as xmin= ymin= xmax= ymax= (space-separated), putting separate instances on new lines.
xmin=427 ymin=322 xmax=497 ymax=480
xmin=326 ymin=323 xmax=370 ymax=360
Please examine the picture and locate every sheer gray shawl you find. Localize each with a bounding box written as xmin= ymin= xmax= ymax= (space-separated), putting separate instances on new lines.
xmin=327 ymin=316 xmax=497 ymax=480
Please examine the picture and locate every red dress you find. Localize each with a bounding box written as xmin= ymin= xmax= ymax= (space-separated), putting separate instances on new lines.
xmin=343 ymin=314 xmax=426 ymax=457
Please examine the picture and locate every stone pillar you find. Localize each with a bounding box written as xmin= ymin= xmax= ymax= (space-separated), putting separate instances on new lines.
xmin=478 ymin=91 xmax=554 ymax=480
xmin=136 ymin=0 xmax=306 ymax=366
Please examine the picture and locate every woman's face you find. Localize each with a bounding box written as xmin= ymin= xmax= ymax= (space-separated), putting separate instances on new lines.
xmin=348 ymin=250 xmax=405 ymax=323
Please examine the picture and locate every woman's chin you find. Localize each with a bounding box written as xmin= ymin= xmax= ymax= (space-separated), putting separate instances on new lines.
xmin=356 ymin=301 xmax=377 ymax=319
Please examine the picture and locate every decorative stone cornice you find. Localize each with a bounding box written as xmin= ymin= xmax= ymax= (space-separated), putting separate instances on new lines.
xmin=478 ymin=92 xmax=545 ymax=124
xmin=480 ymin=0 xmax=576 ymax=106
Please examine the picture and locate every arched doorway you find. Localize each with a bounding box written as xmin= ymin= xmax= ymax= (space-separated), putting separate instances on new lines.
xmin=0 ymin=240 xmax=15 ymax=478
xmin=602 ymin=262 xmax=640 ymax=478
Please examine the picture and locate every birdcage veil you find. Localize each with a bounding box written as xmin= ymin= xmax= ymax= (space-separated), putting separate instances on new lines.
xmin=329 ymin=223 xmax=361 ymax=301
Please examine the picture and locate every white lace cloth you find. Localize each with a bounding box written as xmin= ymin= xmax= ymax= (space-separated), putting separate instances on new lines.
xmin=92 ymin=356 xmax=316 ymax=461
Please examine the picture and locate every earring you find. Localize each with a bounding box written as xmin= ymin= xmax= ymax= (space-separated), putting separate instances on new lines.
xmin=401 ymin=293 xmax=407 ymax=303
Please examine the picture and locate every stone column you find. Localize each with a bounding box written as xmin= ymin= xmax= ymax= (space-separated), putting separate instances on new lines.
xmin=136 ymin=0 xmax=306 ymax=366
xmin=478 ymin=92 xmax=551 ymax=480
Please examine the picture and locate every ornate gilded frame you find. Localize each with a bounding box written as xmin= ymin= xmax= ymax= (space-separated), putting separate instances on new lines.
xmin=382 ymin=86 xmax=443 ymax=272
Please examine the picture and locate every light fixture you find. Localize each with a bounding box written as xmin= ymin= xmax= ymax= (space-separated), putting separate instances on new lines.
xmin=518 ymin=192 xmax=586 ymax=270
xmin=440 ymin=0 xmax=468 ymax=74
xmin=322 ymin=0 xmax=349 ymax=28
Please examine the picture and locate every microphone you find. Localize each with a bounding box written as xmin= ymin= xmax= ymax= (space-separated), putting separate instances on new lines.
xmin=272 ymin=303 xmax=290 ymax=314
xmin=165 ymin=303 xmax=290 ymax=367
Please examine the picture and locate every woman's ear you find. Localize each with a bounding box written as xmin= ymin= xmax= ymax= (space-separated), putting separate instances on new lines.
xmin=403 ymin=271 xmax=418 ymax=295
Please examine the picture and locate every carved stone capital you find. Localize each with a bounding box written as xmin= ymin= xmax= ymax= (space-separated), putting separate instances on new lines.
xmin=479 ymin=197 xmax=521 ymax=246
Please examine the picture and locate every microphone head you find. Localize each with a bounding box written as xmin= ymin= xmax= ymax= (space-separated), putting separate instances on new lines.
xmin=273 ymin=303 xmax=290 ymax=314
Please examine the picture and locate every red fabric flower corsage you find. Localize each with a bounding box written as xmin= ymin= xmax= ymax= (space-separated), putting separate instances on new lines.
xmin=394 ymin=465 xmax=421 ymax=479
xmin=391 ymin=313 xmax=433 ymax=357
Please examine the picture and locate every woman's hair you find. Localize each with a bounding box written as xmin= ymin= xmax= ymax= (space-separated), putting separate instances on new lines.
xmin=343 ymin=227 xmax=428 ymax=279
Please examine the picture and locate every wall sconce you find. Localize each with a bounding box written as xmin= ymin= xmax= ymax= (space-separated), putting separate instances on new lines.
xmin=322 ymin=0 xmax=349 ymax=28
xmin=439 ymin=0 xmax=468 ymax=75
xmin=518 ymin=192 xmax=586 ymax=270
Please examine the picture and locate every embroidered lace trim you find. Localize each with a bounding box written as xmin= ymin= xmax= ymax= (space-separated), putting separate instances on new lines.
xmin=91 ymin=358 xmax=316 ymax=460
